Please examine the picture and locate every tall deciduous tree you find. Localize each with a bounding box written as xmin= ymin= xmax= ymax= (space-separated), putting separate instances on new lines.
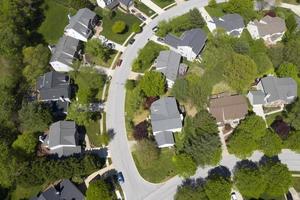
xmin=175 ymin=182 xmax=209 ymax=200
xmin=204 ymin=175 xmax=232 ymax=200
xmin=233 ymin=162 xmax=266 ymax=198
xmin=276 ymin=62 xmax=299 ymax=80
xmin=12 ymin=132 xmax=38 ymax=156
xmin=18 ymin=102 xmax=52 ymax=133
xmin=259 ymin=129 xmax=282 ymax=157
xmin=86 ymin=180 xmax=112 ymax=200
xmin=285 ymin=131 xmax=300 ymax=152
xmin=224 ymin=53 xmax=257 ymax=92
xmin=224 ymin=0 xmax=256 ymax=21
xmin=260 ymin=161 xmax=292 ymax=198
xmin=22 ymin=44 xmax=50 ymax=86
xmin=172 ymin=154 xmax=197 ymax=178
xmin=85 ymin=39 xmax=111 ymax=63
xmin=139 ymin=71 xmax=166 ymax=97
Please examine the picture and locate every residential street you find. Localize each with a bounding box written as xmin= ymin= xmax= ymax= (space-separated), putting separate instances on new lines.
xmin=105 ymin=0 xmax=300 ymax=200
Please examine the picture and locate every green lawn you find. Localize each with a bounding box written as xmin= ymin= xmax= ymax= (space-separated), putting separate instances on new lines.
xmin=38 ymin=0 xmax=75 ymax=44
xmin=265 ymin=112 xmax=283 ymax=126
xmin=95 ymin=8 xmax=141 ymax=44
xmin=274 ymin=7 xmax=296 ymax=19
xmin=293 ymin=177 xmax=300 ymax=192
xmin=134 ymin=0 xmax=155 ymax=16
xmin=11 ymin=185 xmax=43 ymax=200
xmin=205 ymin=3 xmax=227 ymax=17
xmin=151 ymin=0 xmax=175 ymax=8
xmin=86 ymin=119 xmax=102 ymax=147
xmin=87 ymin=49 xmax=118 ymax=68
xmin=132 ymin=148 xmax=177 ymax=183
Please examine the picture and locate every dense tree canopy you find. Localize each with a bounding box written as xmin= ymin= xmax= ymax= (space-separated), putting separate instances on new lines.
xmin=276 ymin=62 xmax=299 ymax=81
xmin=74 ymin=69 xmax=106 ymax=104
xmin=224 ymin=0 xmax=256 ymax=21
xmin=18 ymin=102 xmax=52 ymax=133
xmin=85 ymin=39 xmax=112 ymax=63
xmin=233 ymin=162 xmax=266 ymax=198
xmin=139 ymin=71 xmax=166 ymax=97
xmin=285 ymin=131 xmax=300 ymax=152
xmin=12 ymin=132 xmax=38 ymax=156
xmin=286 ymin=100 xmax=300 ymax=131
xmin=66 ymin=102 xmax=95 ymax=125
xmin=112 ymin=20 xmax=126 ymax=34
xmin=22 ymin=45 xmax=50 ymax=86
xmin=86 ymin=180 xmax=112 ymax=200
xmin=204 ymin=175 xmax=232 ymax=200
xmin=172 ymin=154 xmax=197 ymax=178
xmin=224 ymin=53 xmax=257 ymax=92
xmin=259 ymin=129 xmax=282 ymax=157
xmin=260 ymin=161 xmax=292 ymax=198
xmin=228 ymin=115 xmax=266 ymax=158
xmin=175 ymin=182 xmax=208 ymax=200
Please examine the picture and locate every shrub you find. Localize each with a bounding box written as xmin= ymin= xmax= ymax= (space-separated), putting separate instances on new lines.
xmin=133 ymin=121 xmax=149 ymax=140
xmin=112 ymin=21 xmax=126 ymax=34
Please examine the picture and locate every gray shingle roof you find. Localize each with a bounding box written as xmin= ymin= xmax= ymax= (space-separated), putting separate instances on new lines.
xmin=249 ymin=90 xmax=266 ymax=105
xmin=165 ymin=28 xmax=207 ymax=55
xmin=156 ymin=50 xmax=181 ymax=82
xmin=252 ymin=16 xmax=286 ymax=37
xmin=65 ymin=8 xmax=97 ymax=40
xmin=50 ymin=35 xmax=80 ymax=67
xmin=260 ymin=76 xmax=297 ymax=103
xmin=118 ymin=0 xmax=133 ymax=6
xmin=150 ymin=97 xmax=182 ymax=133
xmin=36 ymin=71 xmax=71 ymax=101
xmin=45 ymin=121 xmax=81 ymax=157
xmin=32 ymin=179 xmax=84 ymax=200
xmin=154 ymin=131 xmax=174 ymax=147
xmin=213 ymin=14 xmax=244 ymax=35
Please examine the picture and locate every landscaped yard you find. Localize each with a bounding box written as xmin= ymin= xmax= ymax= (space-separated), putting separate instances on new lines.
xmin=86 ymin=49 xmax=118 ymax=68
xmin=132 ymin=148 xmax=177 ymax=183
xmin=38 ymin=0 xmax=75 ymax=44
xmin=11 ymin=185 xmax=44 ymax=200
xmin=134 ymin=0 xmax=155 ymax=16
xmin=95 ymin=8 xmax=141 ymax=44
xmin=205 ymin=3 xmax=227 ymax=17
xmin=151 ymin=0 xmax=175 ymax=8
xmin=86 ymin=119 xmax=102 ymax=147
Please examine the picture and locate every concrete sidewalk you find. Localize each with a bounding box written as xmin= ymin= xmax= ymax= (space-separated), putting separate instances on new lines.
xmin=84 ymin=164 xmax=114 ymax=187
xmin=141 ymin=0 xmax=164 ymax=14
xmin=280 ymin=3 xmax=300 ymax=16
xmin=198 ymin=7 xmax=216 ymax=32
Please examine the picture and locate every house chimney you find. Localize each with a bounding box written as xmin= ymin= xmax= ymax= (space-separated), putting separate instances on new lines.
xmin=59 ymin=96 xmax=65 ymax=102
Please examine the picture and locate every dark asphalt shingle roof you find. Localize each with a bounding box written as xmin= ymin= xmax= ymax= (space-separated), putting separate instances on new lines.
xmin=50 ymin=35 xmax=80 ymax=67
xmin=248 ymin=90 xmax=266 ymax=105
xmin=36 ymin=71 xmax=71 ymax=101
xmin=212 ymin=14 xmax=244 ymax=35
xmin=165 ymin=28 xmax=207 ymax=56
xmin=65 ymin=8 xmax=97 ymax=40
xmin=154 ymin=131 xmax=174 ymax=147
xmin=156 ymin=50 xmax=181 ymax=82
xmin=150 ymin=97 xmax=182 ymax=133
xmin=31 ymin=179 xmax=84 ymax=200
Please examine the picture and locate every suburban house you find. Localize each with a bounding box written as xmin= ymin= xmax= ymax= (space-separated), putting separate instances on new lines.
xmin=254 ymin=0 xmax=275 ymax=11
xmin=247 ymin=76 xmax=297 ymax=108
xmin=40 ymin=121 xmax=82 ymax=157
xmin=164 ymin=28 xmax=207 ymax=61
xmin=208 ymin=94 xmax=248 ymax=127
xmin=50 ymin=35 xmax=81 ymax=72
xmin=150 ymin=97 xmax=183 ymax=148
xmin=211 ymin=14 xmax=245 ymax=37
xmin=64 ymin=8 xmax=99 ymax=42
xmin=36 ymin=71 xmax=71 ymax=114
xmin=155 ymin=50 xmax=187 ymax=88
xmin=30 ymin=179 xmax=84 ymax=200
xmin=247 ymin=15 xmax=286 ymax=44
xmin=96 ymin=0 xmax=133 ymax=10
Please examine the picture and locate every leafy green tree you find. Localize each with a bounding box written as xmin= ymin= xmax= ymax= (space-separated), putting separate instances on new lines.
xmin=67 ymin=102 xmax=95 ymax=125
xmin=22 ymin=44 xmax=50 ymax=86
xmin=86 ymin=179 xmax=112 ymax=200
xmin=204 ymin=175 xmax=232 ymax=200
xmin=126 ymin=86 xmax=145 ymax=117
xmin=228 ymin=115 xmax=266 ymax=158
xmin=139 ymin=71 xmax=166 ymax=97
xmin=175 ymin=182 xmax=209 ymax=200
xmin=261 ymin=161 xmax=292 ymax=198
xmin=132 ymin=23 xmax=142 ymax=33
xmin=233 ymin=162 xmax=266 ymax=198
xmin=74 ymin=68 xmax=106 ymax=104
xmin=85 ymin=39 xmax=111 ymax=63
xmin=172 ymin=154 xmax=197 ymax=178
xmin=12 ymin=132 xmax=38 ymax=156
xmin=171 ymin=78 xmax=189 ymax=102
xmin=259 ymin=129 xmax=282 ymax=157
xmin=134 ymin=139 xmax=159 ymax=168
xmin=276 ymin=62 xmax=299 ymax=80
xmin=224 ymin=53 xmax=257 ymax=92
xmin=285 ymin=131 xmax=300 ymax=152
xmin=18 ymin=102 xmax=52 ymax=133
xmin=224 ymin=0 xmax=256 ymax=21
xmin=267 ymin=43 xmax=284 ymax=69
xmin=286 ymin=100 xmax=300 ymax=130
xmin=284 ymin=38 xmax=300 ymax=69
xmin=125 ymin=79 xmax=136 ymax=90
xmin=208 ymin=0 xmax=217 ymax=7
xmin=112 ymin=21 xmax=126 ymax=34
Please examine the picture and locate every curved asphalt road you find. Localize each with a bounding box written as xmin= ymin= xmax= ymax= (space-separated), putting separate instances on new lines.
xmin=106 ymin=0 xmax=300 ymax=199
